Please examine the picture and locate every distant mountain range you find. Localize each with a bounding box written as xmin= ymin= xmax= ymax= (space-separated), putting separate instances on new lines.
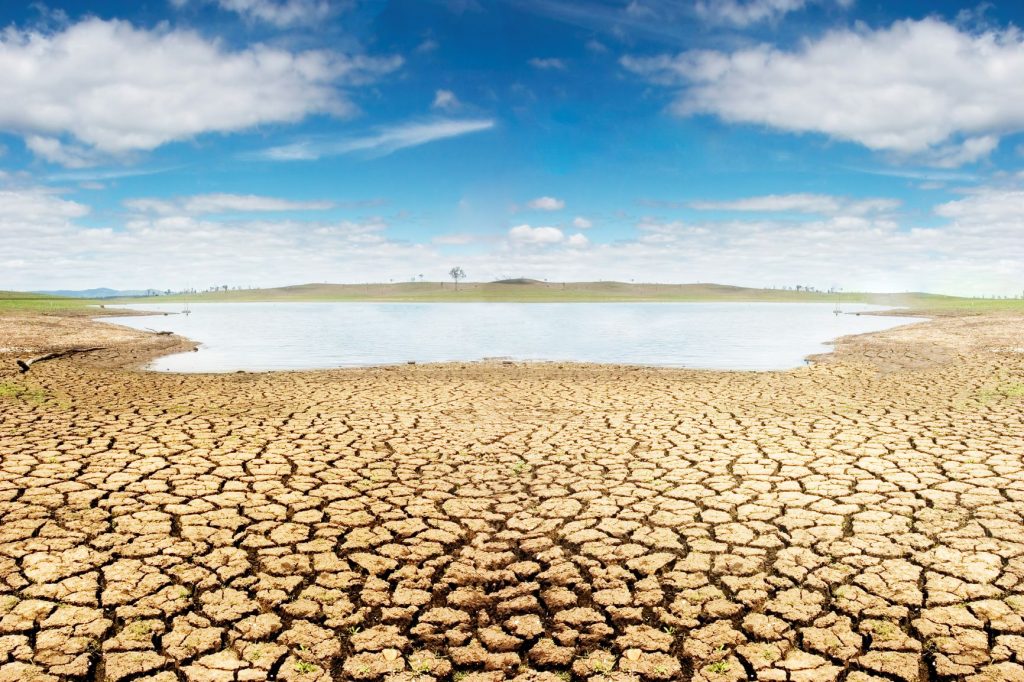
xmin=35 ymin=288 xmax=151 ymax=299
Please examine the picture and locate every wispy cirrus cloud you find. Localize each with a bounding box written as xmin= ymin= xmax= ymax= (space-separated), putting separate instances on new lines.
xmin=689 ymin=193 xmax=900 ymax=216
xmin=258 ymin=118 xmax=496 ymax=160
xmin=842 ymin=166 xmax=980 ymax=183
xmin=511 ymin=0 xmax=692 ymax=47
xmin=694 ymin=0 xmax=853 ymax=27
xmin=528 ymin=57 xmax=567 ymax=70
xmin=432 ymin=233 xmax=476 ymax=245
xmin=45 ymin=165 xmax=185 ymax=184
xmin=512 ymin=0 xmax=846 ymax=46
xmin=415 ymin=38 xmax=439 ymax=54
xmin=124 ymin=193 xmax=335 ymax=216
xmin=170 ymin=0 xmax=341 ymax=27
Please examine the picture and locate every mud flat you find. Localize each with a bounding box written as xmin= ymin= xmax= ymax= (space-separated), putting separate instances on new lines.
xmin=0 ymin=310 xmax=1022 ymax=682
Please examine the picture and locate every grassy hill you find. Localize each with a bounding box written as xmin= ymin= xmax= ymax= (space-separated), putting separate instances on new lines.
xmin=4 ymin=281 xmax=1022 ymax=314
xmin=91 ymin=280 xmax=1024 ymax=312
xmin=0 ymin=291 xmax=91 ymax=313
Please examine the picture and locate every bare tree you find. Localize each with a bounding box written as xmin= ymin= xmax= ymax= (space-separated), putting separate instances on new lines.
xmin=449 ymin=266 xmax=466 ymax=291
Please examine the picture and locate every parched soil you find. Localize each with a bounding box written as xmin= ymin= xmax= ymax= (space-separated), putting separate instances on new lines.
xmin=0 ymin=312 xmax=1022 ymax=682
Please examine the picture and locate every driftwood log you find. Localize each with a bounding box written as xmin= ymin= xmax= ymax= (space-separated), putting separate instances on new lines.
xmin=17 ymin=347 xmax=106 ymax=373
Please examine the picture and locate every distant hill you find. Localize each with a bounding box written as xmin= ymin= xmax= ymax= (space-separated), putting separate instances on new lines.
xmin=85 ymin=280 xmax=1023 ymax=313
xmin=0 ymin=290 xmax=91 ymax=312
xmin=35 ymin=288 xmax=150 ymax=299
xmin=6 ymin=281 xmax=1021 ymax=313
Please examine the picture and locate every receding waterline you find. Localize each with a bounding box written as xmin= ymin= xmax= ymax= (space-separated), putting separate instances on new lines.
xmin=104 ymin=302 xmax=922 ymax=373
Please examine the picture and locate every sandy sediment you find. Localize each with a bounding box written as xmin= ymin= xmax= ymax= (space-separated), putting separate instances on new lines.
xmin=0 ymin=310 xmax=1022 ymax=681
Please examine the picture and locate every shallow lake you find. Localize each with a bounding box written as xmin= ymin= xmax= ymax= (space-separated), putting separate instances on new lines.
xmin=104 ymin=302 xmax=922 ymax=372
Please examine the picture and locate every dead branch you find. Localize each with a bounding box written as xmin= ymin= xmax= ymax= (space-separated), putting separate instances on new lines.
xmin=17 ymin=347 xmax=106 ymax=373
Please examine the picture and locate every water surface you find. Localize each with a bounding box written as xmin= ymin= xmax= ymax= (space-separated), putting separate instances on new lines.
xmin=105 ymin=302 xmax=921 ymax=372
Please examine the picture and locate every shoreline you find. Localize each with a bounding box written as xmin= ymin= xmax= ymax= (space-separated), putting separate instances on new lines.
xmin=1 ymin=303 xmax=1016 ymax=383
xmin=7 ymin=300 xmax=1018 ymax=384
xmin=1 ymin=306 xmax=197 ymax=373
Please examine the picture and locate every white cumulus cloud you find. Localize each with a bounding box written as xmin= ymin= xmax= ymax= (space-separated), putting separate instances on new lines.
xmin=508 ymin=224 xmax=565 ymax=244
xmin=0 ymin=18 xmax=401 ymax=163
xmin=0 ymin=188 xmax=90 ymax=225
xmin=6 ymin=184 xmax=1024 ymax=296
xmin=566 ymin=233 xmax=590 ymax=247
xmin=622 ymin=18 xmax=1024 ymax=165
xmin=506 ymin=224 xmax=590 ymax=249
xmin=572 ymin=216 xmax=593 ymax=229
xmin=0 ymin=185 xmax=430 ymax=289
xmin=527 ymin=196 xmax=566 ymax=211
xmin=24 ymin=136 xmax=104 ymax=169
xmin=934 ymin=188 xmax=1024 ymax=224
xmin=431 ymin=89 xmax=460 ymax=111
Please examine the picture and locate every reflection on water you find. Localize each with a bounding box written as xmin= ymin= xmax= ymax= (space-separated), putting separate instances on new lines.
xmin=104 ymin=302 xmax=921 ymax=373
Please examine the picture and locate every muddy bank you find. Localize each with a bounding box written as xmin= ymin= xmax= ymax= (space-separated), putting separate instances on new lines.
xmin=0 ymin=308 xmax=195 ymax=373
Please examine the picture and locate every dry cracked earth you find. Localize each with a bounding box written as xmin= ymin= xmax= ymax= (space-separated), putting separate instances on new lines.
xmin=0 ymin=313 xmax=1023 ymax=682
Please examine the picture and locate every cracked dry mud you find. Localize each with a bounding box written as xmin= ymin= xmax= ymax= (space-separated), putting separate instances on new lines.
xmin=0 ymin=313 xmax=1023 ymax=682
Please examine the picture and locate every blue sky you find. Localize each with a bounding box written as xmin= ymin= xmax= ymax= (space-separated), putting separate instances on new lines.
xmin=1 ymin=0 xmax=1023 ymax=294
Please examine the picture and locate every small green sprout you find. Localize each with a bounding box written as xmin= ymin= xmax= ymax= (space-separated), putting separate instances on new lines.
xmin=294 ymin=660 xmax=318 ymax=674
xmin=706 ymin=660 xmax=730 ymax=675
xmin=410 ymin=657 xmax=434 ymax=674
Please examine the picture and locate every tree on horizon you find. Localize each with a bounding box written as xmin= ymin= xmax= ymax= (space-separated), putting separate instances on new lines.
xmin=449 ymin=266 xmax=466 ymax=291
